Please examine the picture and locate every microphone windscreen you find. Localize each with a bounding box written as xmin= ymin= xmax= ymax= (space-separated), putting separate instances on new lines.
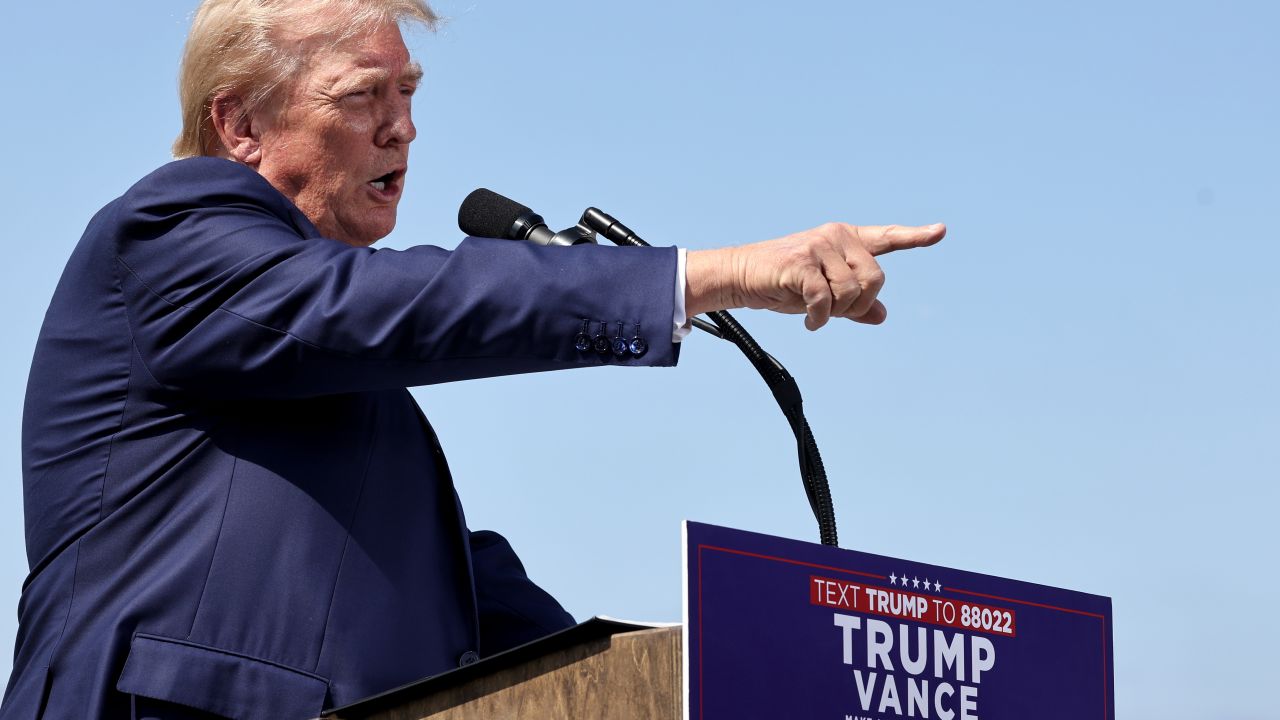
xmin=458 ymin=188 xmax=531 ymax=238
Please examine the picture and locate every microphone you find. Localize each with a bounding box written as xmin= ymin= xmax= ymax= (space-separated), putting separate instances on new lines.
xmin=457 ymin=188 xmax=595 ymax=247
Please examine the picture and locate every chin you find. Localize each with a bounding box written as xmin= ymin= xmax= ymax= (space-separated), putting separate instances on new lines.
xmin=347 ymin=218 xmax=396 ymax=248
xmin=348 ymin=233 xmax=387 ymax=248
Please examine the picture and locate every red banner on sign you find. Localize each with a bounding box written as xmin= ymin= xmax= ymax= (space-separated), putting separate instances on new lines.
xmin=810 ymin=576 xmax=1017 ymax=638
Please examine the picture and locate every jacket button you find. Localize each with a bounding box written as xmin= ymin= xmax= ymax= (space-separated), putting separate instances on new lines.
xmin=628 ymin=336 xmax=648 ymax=357
xmin=458 ymin=650 xmax=480 ymax=667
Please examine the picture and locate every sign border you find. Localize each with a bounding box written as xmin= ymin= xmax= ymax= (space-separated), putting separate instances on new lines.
xmin=684 ymin=521 xmax=1112 ymax=720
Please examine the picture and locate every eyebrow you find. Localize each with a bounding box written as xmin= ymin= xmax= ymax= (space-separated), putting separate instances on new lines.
xmin=330 ymin=61 xmax=424 ymax=92
xmin=402 ymin=61 xmax=424 ymax=85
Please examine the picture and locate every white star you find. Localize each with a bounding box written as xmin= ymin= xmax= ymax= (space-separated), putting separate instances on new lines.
xmin=922 ymin=577 xmax=931 ymax=591
xmin=934 ymin=580 xmax=942 ymax=592
xmin=889 ymin=573 xmax=898 ymax=585
xmin=912 ymin=576 xmax=920 ymax=589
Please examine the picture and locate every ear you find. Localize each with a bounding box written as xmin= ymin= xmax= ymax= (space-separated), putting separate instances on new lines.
xmin=209 ymin=92 xmax=264 ymax=166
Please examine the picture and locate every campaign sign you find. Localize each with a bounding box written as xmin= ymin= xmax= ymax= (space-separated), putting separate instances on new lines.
xmin=683 ymin=521 xmax=1113 ymax=720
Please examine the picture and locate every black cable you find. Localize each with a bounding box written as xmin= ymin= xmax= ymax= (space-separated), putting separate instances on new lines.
xmin=582 ymin=208 xmax=838 ymax=546
xmin=708 ymin=310 xmax=837 ymax=546
xmin=691 ymin=317 xmax=723 ymax=338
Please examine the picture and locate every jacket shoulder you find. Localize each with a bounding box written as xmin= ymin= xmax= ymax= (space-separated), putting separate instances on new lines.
xmin=116 ymin=157 xmax=315 ymax=237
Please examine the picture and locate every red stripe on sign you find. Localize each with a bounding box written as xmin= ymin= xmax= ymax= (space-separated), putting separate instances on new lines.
xmin=810 ymin=575 xmax=1018 ymax=638
xmin=698 ymin=544 xmax=884 ymax=580
xmin=947 ymin=585 xmax=1107 ymax=620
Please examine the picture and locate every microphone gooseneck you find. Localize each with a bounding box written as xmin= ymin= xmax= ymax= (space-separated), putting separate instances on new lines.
xmin=582 ymin=206 xmax=838 ymax=547
xmin=456 ymin=189 xmax=839 ymax=547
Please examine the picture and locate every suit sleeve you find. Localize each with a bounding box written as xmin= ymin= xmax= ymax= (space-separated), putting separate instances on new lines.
xmin=113 ymin=159 xmax=678 ymax=398
xmin=468 ymin=530 xmax=576 ymax=656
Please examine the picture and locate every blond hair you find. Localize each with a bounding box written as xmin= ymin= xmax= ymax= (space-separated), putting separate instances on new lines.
xmin=173 ymin=0 xmax=437 ymax=158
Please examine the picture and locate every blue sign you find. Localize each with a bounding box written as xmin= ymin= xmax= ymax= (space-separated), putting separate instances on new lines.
xmin=683 ymin=522 xmax=1114 ymax=720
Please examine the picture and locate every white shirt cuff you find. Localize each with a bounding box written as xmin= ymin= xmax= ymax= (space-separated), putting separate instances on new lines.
xmin=672 ymin=247 xmax=692 ymax=342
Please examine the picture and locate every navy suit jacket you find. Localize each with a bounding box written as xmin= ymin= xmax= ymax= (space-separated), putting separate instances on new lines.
xmin=2 ymin=157 xmax=679 ymax=719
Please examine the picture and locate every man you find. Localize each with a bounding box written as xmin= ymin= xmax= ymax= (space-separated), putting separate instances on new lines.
xmin=2 ymin=1 xmax=943 ymax=718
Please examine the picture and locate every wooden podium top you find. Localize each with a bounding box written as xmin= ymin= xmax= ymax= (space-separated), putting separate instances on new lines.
xmin=325 ymin=619 xmax=682 ymax=720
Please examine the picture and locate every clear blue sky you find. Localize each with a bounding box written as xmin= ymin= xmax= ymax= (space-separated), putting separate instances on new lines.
xmin=1 ymin=1 xmax=1276 ymax=716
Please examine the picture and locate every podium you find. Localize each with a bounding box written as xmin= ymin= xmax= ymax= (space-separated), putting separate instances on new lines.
xmin=323 ymin=619 xmax=681 ymax=720
xmin=324 ymin=522 xmax=1115 ymax=719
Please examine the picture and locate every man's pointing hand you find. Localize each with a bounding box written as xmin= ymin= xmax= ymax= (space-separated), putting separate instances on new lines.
xmin=685 ymin=221 xmax=946 ymax=329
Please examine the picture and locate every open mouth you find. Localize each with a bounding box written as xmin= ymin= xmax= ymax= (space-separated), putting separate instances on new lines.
xmin=368 ymin=169 xmax=404 ymax=194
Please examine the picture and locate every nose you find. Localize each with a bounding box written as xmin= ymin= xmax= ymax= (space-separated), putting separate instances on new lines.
xmin=378 ymin=98 xmax=416 ymax=147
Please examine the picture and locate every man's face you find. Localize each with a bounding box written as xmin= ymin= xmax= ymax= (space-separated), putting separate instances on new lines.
xmin=254 ymin=23 xmax=421 ymax=247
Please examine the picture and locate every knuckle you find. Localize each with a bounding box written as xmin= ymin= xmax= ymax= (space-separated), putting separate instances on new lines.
xmin=835 ymin=277 xmax=862 ymax=296
xmin=830 ymin=286 xmax=860 ymax=307
xmin=806 ymin=279 xmax=833 ymax=302
xmin=815 ymin=222 xmax=850 ymax=244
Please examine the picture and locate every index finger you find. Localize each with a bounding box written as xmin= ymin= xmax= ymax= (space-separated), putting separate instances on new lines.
xmin=859 ymin=223 xmax=946 ymax=256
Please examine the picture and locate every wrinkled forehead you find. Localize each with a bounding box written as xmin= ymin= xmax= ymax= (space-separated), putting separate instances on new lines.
xmin=287 ymin=21 xmax=422 ymax=90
